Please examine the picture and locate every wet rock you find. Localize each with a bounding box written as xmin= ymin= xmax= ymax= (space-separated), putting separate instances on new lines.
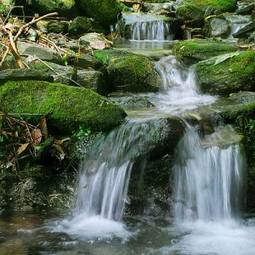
xmin=94 ymin=49 xmax=161 ymax=92
xmin=195 ymin=51 xmax=255 ymax=95
xmin=110 ymin=94 xmax=155 ymax=110
xmin=233 ymin=21 xmax=255 ymax=38
xmin=0 ymin=69 xmax=53 ymax=84
xmin=172 ymin=39 xmax=238 ymax=65
xmin=78 ymin=0 xmax=121 ymax=28
xmin=205 ymin=17 xmax=230 ymax=38
xmin=0 ymin=80 xmax=126 ymax=133
xmin=126 ymin=117 xmax=185 ymax=215
xmin=236 ymin=1 xmax=255 ymax=15
xmin=79 ymin=33 xmax=113 ymax=50
xmin=224 ymin=14 xmax=253 ymax=38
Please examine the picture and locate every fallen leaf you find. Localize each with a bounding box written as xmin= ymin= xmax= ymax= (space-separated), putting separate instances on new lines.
xmin=17 ymin=143 xmax=29 ymax=155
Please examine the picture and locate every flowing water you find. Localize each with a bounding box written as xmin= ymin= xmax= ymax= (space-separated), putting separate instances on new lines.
xmin=121 ymin=13 xmax=174 ymax=41
xmin=1 ymin=10 xmax=255 ymax=255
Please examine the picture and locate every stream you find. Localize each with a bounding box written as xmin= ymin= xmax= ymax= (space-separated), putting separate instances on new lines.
xmin=1 ymin=12 xmax=255 ymax=255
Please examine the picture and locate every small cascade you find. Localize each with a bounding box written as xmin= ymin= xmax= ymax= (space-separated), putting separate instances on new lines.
xmin=121 ymin=13 xmax=174 ymax=41
xmin=173 ymin=125 xmax=245 ymax=222
xmin=130 ymin=20 xmax=171 ymax=41
xmin=152 ymin=56 xmax=215 ymax=113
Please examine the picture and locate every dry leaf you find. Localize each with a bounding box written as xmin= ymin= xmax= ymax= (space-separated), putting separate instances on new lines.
xmin=17 ymin=143 xmax=29 ymax=155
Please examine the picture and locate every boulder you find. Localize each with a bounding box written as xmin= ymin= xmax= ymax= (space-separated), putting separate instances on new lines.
xmin=29 ymin=61 xmax=74 ymax=85
xmin=74 ymin=69 xmax=104 ymax=91
xmin=0 ymin=68 xmax=53 ymax=84
xmin=94 ymin=49 xmax=161 ymax=92
xmin=17 ymin=41 xmax=64 ymax=64
xmin=232 ymin=21 xmax=255 ymax=38
xmin=205 ymin=17 xmax=230 ymax=38
xmin=172 ymin=39 xmax=238 ymax=65
xmin=124 ymin=117 xmax=184 ymax=215
xmin=195 ymin=51 xmax=255 ymax=95
xmin=68 ymin=16 xmax=94 ymax=35
xmin=176 ymin=0 xmax=237 ymax=25
xmin=0 ymin=81 xmax=126 ymax=133
xmin=78 ymin=0 xmax=121 ymax=27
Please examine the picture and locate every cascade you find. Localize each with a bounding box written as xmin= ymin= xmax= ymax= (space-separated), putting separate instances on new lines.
xmin=152 ymin=56 xmax=215 ymax=113
xmin=121 ymin=13 xmax=174 ymax=41
xmin=173 ymin=126 xmax=245 ymax=222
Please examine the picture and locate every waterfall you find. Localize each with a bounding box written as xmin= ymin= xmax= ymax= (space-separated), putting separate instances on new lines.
xmin=152 ymin=56 xmax=215 ymax=113
xmin=130 ymin=20 xmax=172 ymax=41
xmin=121 ymin=13 xmax=173 ymax=41
xmin=173 ymin=126 xmax=246 ymax=222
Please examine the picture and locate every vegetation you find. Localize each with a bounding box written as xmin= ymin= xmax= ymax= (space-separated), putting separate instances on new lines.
xmin=94 ymin=49 xmax=161 ymax=92
xmin=196 ymin=51 xmax=255 ymax=95
xmin=172 ymin=39 xmax=238 ymax=64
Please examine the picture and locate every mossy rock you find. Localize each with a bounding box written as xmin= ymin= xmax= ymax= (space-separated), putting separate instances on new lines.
xmin=172 ymin=39 xmax=238 ymax=65
xmin=78 ymin=0 xmax=121 ymax=28
xmin=0 ymin=80 xmax=126 ymax=133
xmin=176 ymin=0 xmax=237 ymax=24
xmin=68 ymin=16 xmax=94 ymax=35
xmin=30 ymin=0 xmax=76 ymax=14
xmin=195 ymin=51 xmax=255 ymax=95
xmin=94 ymin=49 xmax=161 ymax=93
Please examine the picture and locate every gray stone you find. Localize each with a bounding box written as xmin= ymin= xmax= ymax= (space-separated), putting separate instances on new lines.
xmin=206 ymin=17 xmax=230 ymax=37
xmin=17 ymin=41 xmax=63 ymax=64
xmin=79 ymin=33 xmax=113 ymax=50
xmin=0 ymin=68 xmax=53 ymax=84
xmin=233 ymin=21 xmax=255 ymax=38
xmin=75 ymin=69 xmax=103 ymax=90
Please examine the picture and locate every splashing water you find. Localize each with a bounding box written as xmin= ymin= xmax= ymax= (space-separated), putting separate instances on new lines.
xmin=174 ymin=126 xmax=245 ymax=222
xmin=152 ymin=56 xmax=215 ymax=113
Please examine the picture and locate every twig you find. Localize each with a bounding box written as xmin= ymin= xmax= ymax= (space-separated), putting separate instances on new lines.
xmin=14 ymin=12 xmax=58 ymax=41
xmin=4 ymin=6 xmax=25 ymax=24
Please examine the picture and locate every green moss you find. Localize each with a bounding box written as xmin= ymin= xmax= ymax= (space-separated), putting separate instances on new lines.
xmin=94 ymin=49 xmax=161 ymax=92
xmin=172 ymin=39 xmax=238 ymax=64
xmin=176 ymin=0 xmax=237 ymax=23
xmin=196 ymin=51 xmax=255 ymax=95
xmin=78 ymin=0 xmax=121 ymax=27
xmin=68 ymin=16 xmax=94 ymax=35
xmin=0 ymin=80 xmax=126 ymax=133
xmin=31 ymin=0 xmax=76 ymax=13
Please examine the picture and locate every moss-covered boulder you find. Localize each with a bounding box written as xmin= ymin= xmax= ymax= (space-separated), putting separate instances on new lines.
xmin=68 ymin=16 xmax=94 ymax=35
xmin=172 ymin=39 xmax=238 ymax=65
xmin=0 ymin=81 xmax=126 ymax=133
xmin=196 ymin=51 xmax=255 ymax=95
xmin=30 ymin=0 xmax=76 ymax=14
xmin=176 ymin=0 xmax=237 ymax=24
xmin=94 ymin=49 xmax=161 ymax=93
xmin=78 ymin=0 xmax=121 ymax=28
